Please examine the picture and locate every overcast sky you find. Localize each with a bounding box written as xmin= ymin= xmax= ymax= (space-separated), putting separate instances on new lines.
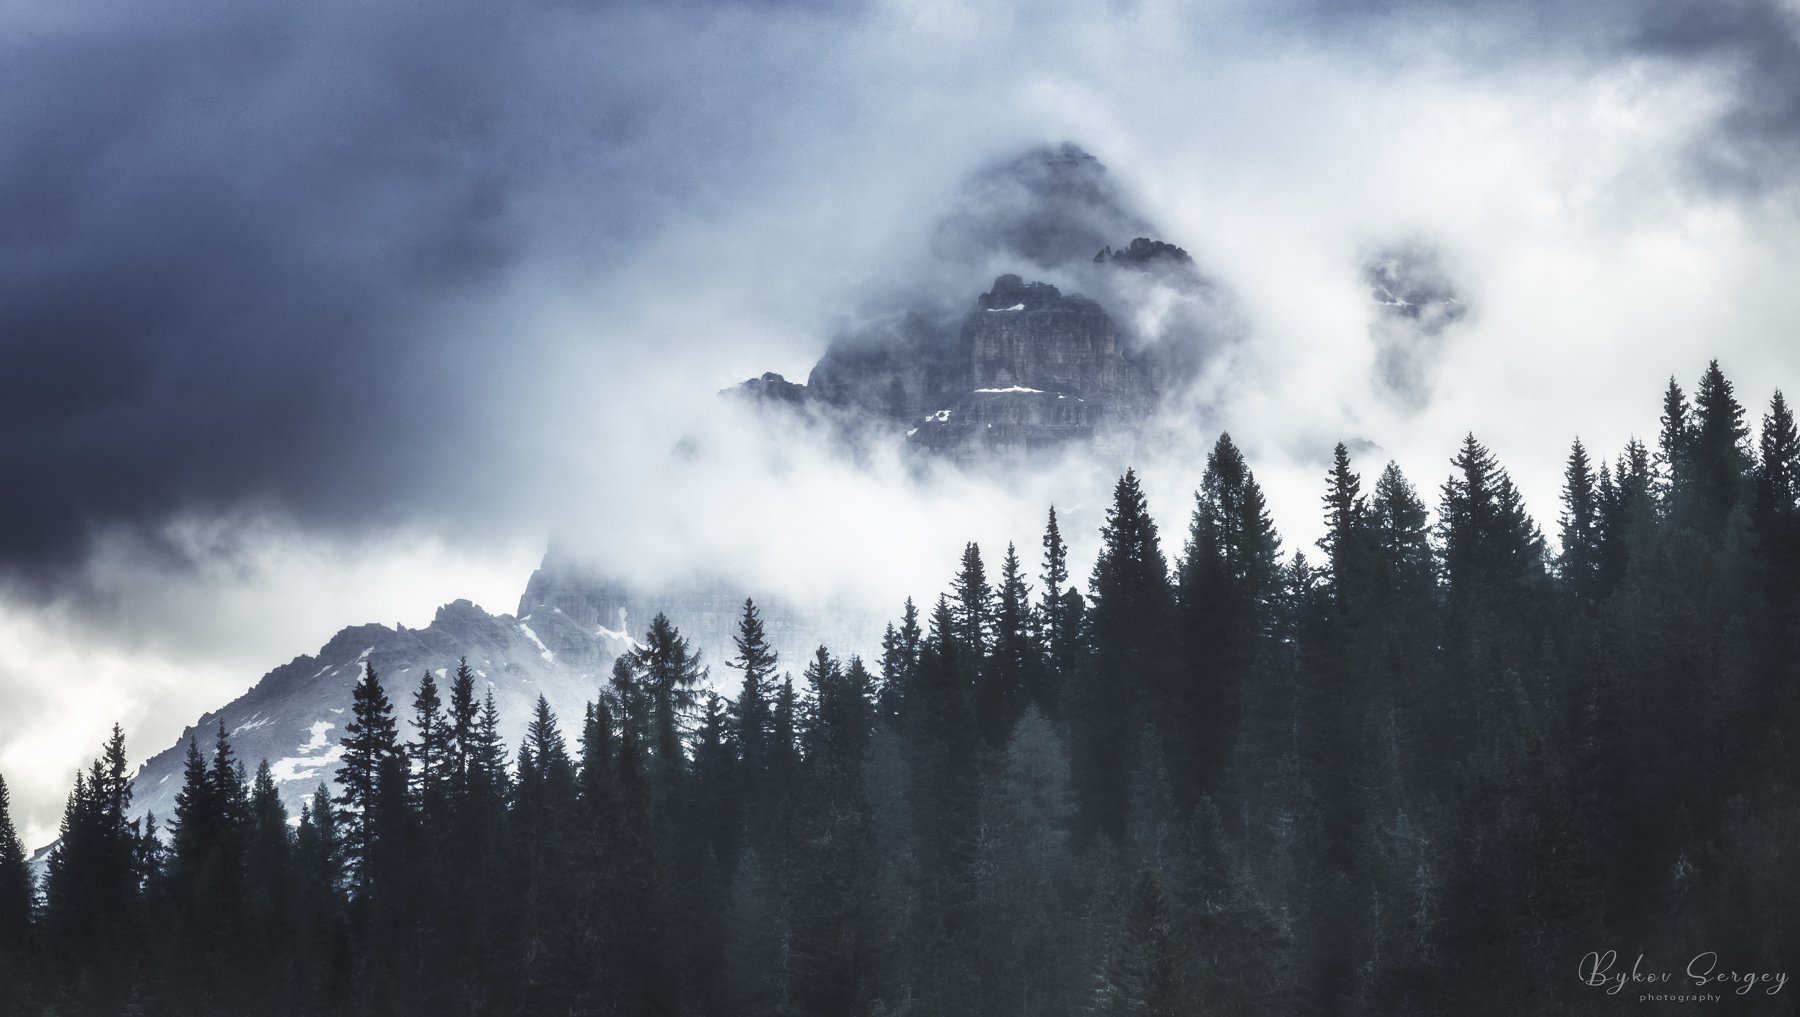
xmin=5 ymin=0 xmax=1800 ymax=847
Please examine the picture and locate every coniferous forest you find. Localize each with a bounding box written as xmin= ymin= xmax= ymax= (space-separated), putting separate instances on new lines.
xmin=4 ymin=359 xmax=1800 ymax=1016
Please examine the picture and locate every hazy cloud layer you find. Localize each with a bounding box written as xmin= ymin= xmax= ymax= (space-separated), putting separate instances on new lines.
xmin=1277 ymin=0 xmax=1800 ymax=193
xmin=1364 ymin=241 xmax=1468 ymax=410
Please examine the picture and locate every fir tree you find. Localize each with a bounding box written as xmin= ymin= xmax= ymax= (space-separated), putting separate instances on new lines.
xmin=1318 ymin=441 xmax=1369 ymax=597
xmin=950 ymin=542 xmax=994 ymax=660
xmin=1095 ymin=870 xmax=1180 ymax=1017
xmin=1369 ymin=461 xmax=1434 ymax=609
xmin=335 ymin=662 xmax=400 ymax=889
xmin=447 ymin=657 xmax=479 ymax=799
xmin=1689 ymin=359 xmax=1752 ymax=530
xmin=0 ymin=773 xmax=32 ymax=966
xmin=1040 ymin=505 xmax=1070 ymax=625
xmin=42 ymin=726 xmax=141 ymax=1010
xmin=1077 ymin=469 xmax=1176 ymax=839
xmin=1437 ymin=433 xmax=1548 ymax=619
xmin=1558 ymin=438 xmax=1600 ymax=603
xmin=766 ymin=673 xmax=802 ymax=805
xmin=242 ymin=760 xmax=290 ymax=1000
xmin=878 ymin=597 xmax=923 ymax=726
xmin=468 ymin=687 xmax=509 ymax=807
xmin=1759 ymin=390 xmax=1799 ymax=515
xmin=1038 ymin=507 xmax=1081 ymax=715
xmin=690 ymin=692 xmax=740 ymax=869
xmin=631 ymin=612 xmax=705 ymax=788
xmin=1754 ymin=390 xmax=1800 ymax=621
xmin=1657 ymin=375 xmax=1693 ymax=506
xmin=409 ymin=669 xmax=454 ymax=813
xmin=727 ymin=598 xmax=776 ymax=800
xmin=981 ymin=542 xmax=1036 ymax=744
xmin=1173 ymin=435 xmax=1282 ymax=804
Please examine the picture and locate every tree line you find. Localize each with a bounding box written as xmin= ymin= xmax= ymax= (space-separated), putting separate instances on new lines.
xmin=2 ymin=358 xmax=1798 ymax=1015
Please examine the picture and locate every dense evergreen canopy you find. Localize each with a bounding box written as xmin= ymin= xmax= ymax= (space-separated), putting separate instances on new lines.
xmin=4 ymin=360 xmax=1798 ymax=1016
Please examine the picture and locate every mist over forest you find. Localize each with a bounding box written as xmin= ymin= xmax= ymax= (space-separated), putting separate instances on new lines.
xmin=5 ymin=358 xmax=1799 ymax=1014
xmin=9 ymin=0 xmax=1800 ymax=1013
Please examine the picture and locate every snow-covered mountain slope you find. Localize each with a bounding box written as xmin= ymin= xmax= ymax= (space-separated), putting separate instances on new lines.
xmin=120 ymin=553 xmax=884 ymax=833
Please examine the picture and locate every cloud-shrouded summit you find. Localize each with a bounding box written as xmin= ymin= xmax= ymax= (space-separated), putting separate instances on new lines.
xmin=736 ymin=142 xmax=1232 ymax=462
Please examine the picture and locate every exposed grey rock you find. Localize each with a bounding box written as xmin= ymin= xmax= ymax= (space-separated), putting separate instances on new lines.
xmin=743 ymin=144 xmax=1226 ymax=462
xmin=118 ymin=552 xmax=883 ymax=837
xmin=724 ymin=371 xmax=812 ymax=406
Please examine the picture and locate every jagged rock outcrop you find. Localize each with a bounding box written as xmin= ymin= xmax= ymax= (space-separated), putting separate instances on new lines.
xmin=965 ymin=274 xmax=1148 ymax=404
xmin=724 ymin=371 xmax=810 ymax=406
xmin=729 ymin=143 xmax=1222 ymax=461
xmin=1094 ymin=237 xmax=1193 ymax=268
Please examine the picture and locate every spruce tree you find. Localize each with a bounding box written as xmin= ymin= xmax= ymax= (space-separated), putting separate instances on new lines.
xmin=982 ymin=542 xmax=1036 ymax=744
xmin=690 ymin=692 xmax=740 ymax=869
xmin=1038 ymin=507 xmax=1081 ymax=715
xmin=770 ymin=674 xmax=800 ymax=796
xmin=631 ymin=612 xmax=705 ymax=788
xmin=1174 ymin=435 xmax=1282 ymax=804
xmin=515 ymin=695 xmax=581 ymax=1009
xmin=468 ymin=687 xmax=509 ymax=807
xmin=1689 ymin=359 xmax=1752 ymax=530
xmin=335 ymin=662 xmax=400 ymax=890
xmin=447 ymin=657 xmax=479 ymax=800
xmin=1754 ymin=391 xmax=1800 ymax=622
xmin=1760 ymin=390 xmax=1799 ymax=514
xmin=1597 ymin=439 xmax=1657 ymax=599
xmin=1318 ymin=441 xmax=1369 ymax=598
xmin=1040 ymin=506 xmax=1070 ymax=625
xmin=1369 ymin=461 xmax=1434 ymax=610
xmin=878 ymin=597 xmax=922 ymax=727
xmin=410 ymin=669 xmax=454 ymax=814
xmin=1437 ymin=433 xmax=1548 ymax=620
xmin=1657 ymin=375 xmax=1693 ymax=507
xmin=1095 ymin=870 xmax=1180 ymax=1017
xmin=0 ymin=773 xmax=32 ymax=969
xmin=727 ymin=598 xmax=776 ymax=802
xmin=523 ymin=694 xmax=575 ymax=795
xmin=1170 ymin=798 xmax=1293 ymax=1013
xmin=1077 ymin=469 xmax=1175 ymax=839
xmin=169 ymin=736 xmax=217 ymax=870
xmin=42 ymin=725 xmax=141 ymax=1010
xmin=243 ymin=760 xmax=290 ymax=1000
xmin=292 ymin=784 xmax=346 ymax=1011
xmin=950 ymin=542 xmax=993 ymax=658
xmin=1557 ymin=438 xmax=1600 ymax=603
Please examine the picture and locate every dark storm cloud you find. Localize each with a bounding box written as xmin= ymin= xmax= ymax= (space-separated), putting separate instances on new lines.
xmin=1277 ymin=0 xmax=1800 ymax=193
xmin=6 ymin=0 xmax=1795 ymax=590
xmin=0 ymin=0 xmax=828 ymax=582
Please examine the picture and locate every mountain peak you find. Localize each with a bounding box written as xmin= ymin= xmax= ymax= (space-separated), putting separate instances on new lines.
xmin=975 ymin=274 xmax=1099 ymax=313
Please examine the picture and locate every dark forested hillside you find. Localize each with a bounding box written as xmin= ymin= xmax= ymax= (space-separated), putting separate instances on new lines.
xmin=4 ymin=359 xmax=1798 ymax=1016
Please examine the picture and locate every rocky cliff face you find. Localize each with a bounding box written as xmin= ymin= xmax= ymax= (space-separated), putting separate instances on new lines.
xmin=771 ymin=267 xmax=1169 ymax=461
xmin=732 ymin=144 xmax=1218 ymax=462
xmin=965 ymin=274 xmax=1149 ymax=406
xmin=893 ymin=274 xmax=1157 ymax=460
